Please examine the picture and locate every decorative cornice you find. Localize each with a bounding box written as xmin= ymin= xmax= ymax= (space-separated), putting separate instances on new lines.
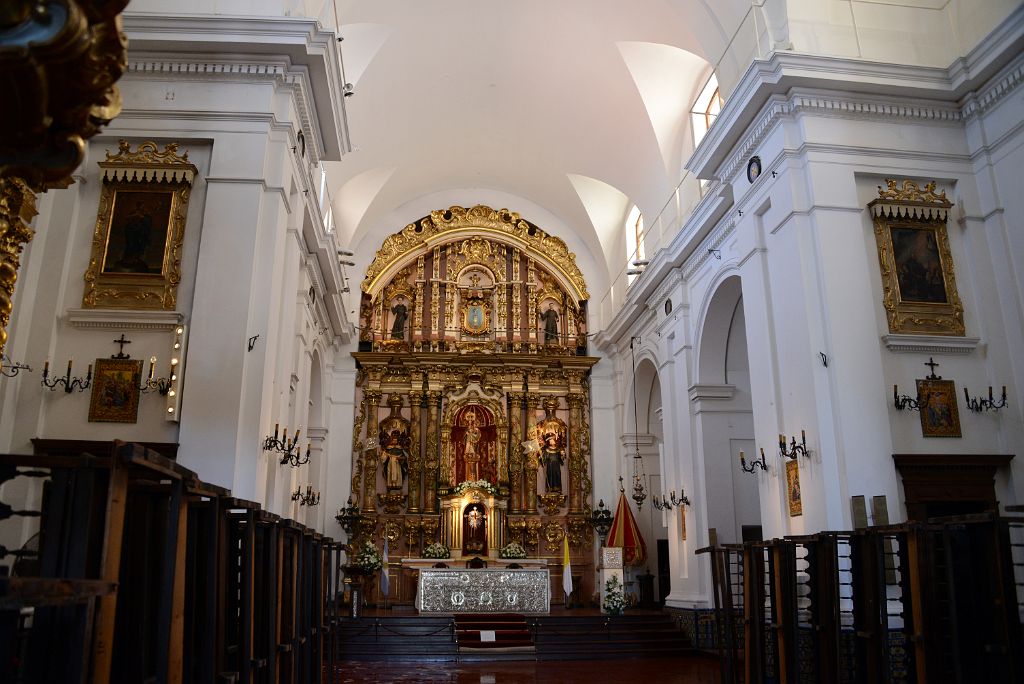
xmin=688 ymin=384 xmax=736 ymax=402
xmin=65 ymin=308 xmax=185 ymax=331
xmin=881 ymin=334 xmax=980 ymax=355
xmin=688 ymin=11 xmax=1024 ymax=181
xmin=125 ymin=57 xmax=322 ymax=165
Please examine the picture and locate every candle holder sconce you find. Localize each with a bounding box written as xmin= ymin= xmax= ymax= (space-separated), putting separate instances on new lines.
xmin=963 ymin=385 xmax=1007 ymax=413
xmin=779 ymin=431 xmax=810 ymax=460
xmin=740 ymin=449 xmax=767 ymax=474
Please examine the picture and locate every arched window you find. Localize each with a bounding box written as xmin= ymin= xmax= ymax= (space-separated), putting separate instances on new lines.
xmin=626 ymin=204 xmax=645 ymax=285
xmin=691 ymin=73 xmax=723 ymax=147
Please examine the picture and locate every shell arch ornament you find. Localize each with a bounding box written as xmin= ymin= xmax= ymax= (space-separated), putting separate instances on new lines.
xmin=361 ymin=205 xmax=590 ymax=302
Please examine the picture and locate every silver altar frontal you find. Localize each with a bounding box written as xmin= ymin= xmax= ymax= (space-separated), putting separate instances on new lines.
xmin=417 ymin=568 xmax=550 ymax=614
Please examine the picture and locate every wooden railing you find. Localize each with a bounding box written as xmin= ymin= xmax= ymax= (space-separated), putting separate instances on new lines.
xmin=699 ymin=515 xmax=1024 ymax=684
xmin=0 ymin=441 xmax=345 ymax=684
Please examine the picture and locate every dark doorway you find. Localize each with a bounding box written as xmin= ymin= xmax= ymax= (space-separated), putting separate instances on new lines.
xmin=656 ymin=539 xmax=670 ymax=605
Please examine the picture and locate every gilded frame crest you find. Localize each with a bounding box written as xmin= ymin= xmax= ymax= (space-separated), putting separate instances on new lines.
xmin=83 ymin=141 xmax=197 ymax=310
xmin=460 ymin=294 xmax=492 ymax=336
xmin=868 ymin=179 xmax=964 ymax=336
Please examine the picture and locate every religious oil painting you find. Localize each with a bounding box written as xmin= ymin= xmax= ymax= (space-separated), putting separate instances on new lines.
xmin=786 ymin=460 xmax=802 ymax=517
xmin=101 ymin=190 xmax=174 ymax=275
xmin=916 ymin=378 xmax=962 ymax=438
xmin=869 ymin=180 xmax=964 ymax=336
xmin=679 ymin=506 xmax=687 ymax=541
xmin=83 ymin=140 xmax=197 ymax=310
xmin=88 ymin=358 xmax=143 ymax=423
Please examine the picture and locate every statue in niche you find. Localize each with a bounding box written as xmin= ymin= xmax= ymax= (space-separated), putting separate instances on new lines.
xmin=463 ymin=503 xmax=488 ymax=554
xmin=378 ymin=395 xmax=410 ymax=490
xmin=452 ymin=404 xmax=497 ymax=485
xmin=390 ymin=296 xmax=408 ymax=340
xmin=540 ymin=302 xmax=559 ymax=344
xmin=536 ymin=397 xmax=566 ymax=492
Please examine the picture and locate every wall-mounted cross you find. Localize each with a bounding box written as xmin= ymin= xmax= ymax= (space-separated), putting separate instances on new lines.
xmin=112 ymin=333 xmax=132 ymax=359
xmin=924 ymin=356 xmax=941 ymax=380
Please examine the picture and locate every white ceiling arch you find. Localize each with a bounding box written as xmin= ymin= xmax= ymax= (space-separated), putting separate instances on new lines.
xmin=326 ymin=0 xmax=756 ymax=300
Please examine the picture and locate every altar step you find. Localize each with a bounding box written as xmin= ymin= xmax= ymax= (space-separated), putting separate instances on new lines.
xmin=334 ymin=612 xmax=692 ymax=662
xmin=454 ymin=613 xmax=536 ymax=662
xmin=530 ymin=613 xmax=693 ymax=661
xmin=335 ymin=617 xmax=457 ymax=662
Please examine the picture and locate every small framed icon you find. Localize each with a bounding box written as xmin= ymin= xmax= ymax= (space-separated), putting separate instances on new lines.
xmin=746 ymin=156 xmax=762 ymax=184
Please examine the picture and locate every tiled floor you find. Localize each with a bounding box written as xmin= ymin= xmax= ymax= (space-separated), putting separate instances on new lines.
xmin=331 ymin=656 xmax=722 ymax=683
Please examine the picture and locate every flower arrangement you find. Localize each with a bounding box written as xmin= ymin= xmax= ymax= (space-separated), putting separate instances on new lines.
xmin=498 ymin=541 xmax=528 ymax=559
xmin=422 ymin=542 xmax=450 ymax=559
xmin=451 ymin=479 xmax=498 ymax=496
xmin=351 ymin=540 xmax=382 ymax=573
xmin=603 ymin=574 xmax=626 ymax=615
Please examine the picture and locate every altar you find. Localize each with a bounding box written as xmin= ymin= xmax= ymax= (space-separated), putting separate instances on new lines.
xmin=416 ymin=567 xmax=550 ymax=614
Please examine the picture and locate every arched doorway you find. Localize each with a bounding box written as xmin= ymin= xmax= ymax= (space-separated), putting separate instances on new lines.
xmin=693 ymin=276 xmax=761 ymax=544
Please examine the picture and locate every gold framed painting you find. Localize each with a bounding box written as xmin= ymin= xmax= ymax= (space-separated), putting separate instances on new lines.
xmin=786 ymin=460 xmax=802 ymax=517
xmin=88 ymin=358 xmax=143 ymax=423
xmin=916 ymin=378 xmax=962 ymax=438
xmin=868 ymin=179 xmax=964 ymax=336
xmin=83 ymin=140 xmax=197 ymax=310
xmin=679 ymin=507 xmax=687 ymax=541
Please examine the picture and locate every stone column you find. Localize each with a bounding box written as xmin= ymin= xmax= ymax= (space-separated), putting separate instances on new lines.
xmin=507 ymin=392 xmax=525 ymax=514
xmin=361 ymin=390 xmax=381 ymax=513
xmin=407 ymin=389 xmax=425 ymax=513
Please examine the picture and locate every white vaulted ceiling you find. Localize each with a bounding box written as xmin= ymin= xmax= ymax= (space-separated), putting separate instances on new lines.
xmin=324 ymin=0 xmax=750 ymax=300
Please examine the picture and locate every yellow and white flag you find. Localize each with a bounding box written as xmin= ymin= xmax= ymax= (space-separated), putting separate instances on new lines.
xmin=562 ymin=535 xmax=573 ymax=600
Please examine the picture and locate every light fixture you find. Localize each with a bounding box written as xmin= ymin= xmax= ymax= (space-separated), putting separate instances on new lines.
xmin=335 ymin=496 xmax=364 ymax=534
xmin=964 ymin=385 xmax=1007 ymax=412
xmin=41 ymin=359 xmax=92 ymax=393
xmin=588 ymin=499 xmax=613 ymax=545
xmin=652 ymin=489 xmax=691 ymax=510
xmin=292 ymin=485 xmax=321 ymax=506
xmin=740 ymin=449 xmax=767 ymax=474
xmin=628 ymin=337 xmax=648 ymax=510
xmin=0 ymin=354 xmax=31 ymax=378
xmin=893 ymin=357 xmax=942 ymax=411
xmin=779 ymin=431 xmax=810 ymax=460
xmin=263 ymin=424 xmax=311 ymax=467
xmin=343 ymin=83 xmax=354 ymax=97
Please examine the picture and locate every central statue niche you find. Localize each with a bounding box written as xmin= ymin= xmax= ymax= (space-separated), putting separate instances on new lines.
xmin=452 ymin=404 xmax=498 ymax=485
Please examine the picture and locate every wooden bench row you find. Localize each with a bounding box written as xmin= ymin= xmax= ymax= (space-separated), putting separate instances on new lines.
xmin=698 ymin=514 xmax=1024 ymax=684
xmin=0 ymin=441 xmax=345 ymax=684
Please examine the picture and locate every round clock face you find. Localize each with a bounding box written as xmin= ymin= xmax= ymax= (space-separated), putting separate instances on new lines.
xmin=664 ymin=299 xmax=672 ymax=315
xmin=746 ymin=156 xmax=762 ymax=183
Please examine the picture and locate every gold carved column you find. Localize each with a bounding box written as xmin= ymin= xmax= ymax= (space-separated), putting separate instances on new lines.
xmin=525 ymin=393 xmax=541 ymax=514
xmin=0 ymin=179 xmax=36 ymax=361
xmin=567 ymin=392 xmax=586 ymax=514
xmin=361 ymin=389 xmax=382 ymax=513
xmin=508 ymin=392 xmax=525 ymax=514
xmin=423 ymin=390 xmax=443 ymax=513
xmin=407 ymin=388 xmax=425 ymax=513
xmin=350 ymin=387 xmax=368 ymax=508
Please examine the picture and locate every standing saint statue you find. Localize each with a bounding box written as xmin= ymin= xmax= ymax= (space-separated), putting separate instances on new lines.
xmin=540 ymin=302 xmax=559 ymax=345
xmin=462 ymin=411 xmax=483 ymax=481
xmin=535 ymin=398 xmax=566 ymax=492
xmin=380 ymin=428 xmax=408 ymax=490
xmin=390 ymin=297 xmax=408 ymax=340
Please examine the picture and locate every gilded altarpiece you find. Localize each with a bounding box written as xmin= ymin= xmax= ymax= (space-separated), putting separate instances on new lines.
xmin=349 ymin=206 xmax=598 ymax=607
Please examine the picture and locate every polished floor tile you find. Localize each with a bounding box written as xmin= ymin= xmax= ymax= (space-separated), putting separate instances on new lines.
xmin=332 ymin=656 xmax=722 ymax=683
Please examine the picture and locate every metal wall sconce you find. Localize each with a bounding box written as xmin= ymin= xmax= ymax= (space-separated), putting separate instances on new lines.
xmin=292 ymin=485 xmax=320 ymax=506
xmin=588 ymin=499 xmax=613 ymax=545
xmin=263 ymin=424 xmax=311 ymax=467
xmin=41 ymin=359 xmax=92 ymax=393
xmin=652 ymin=489 xmax=692 ymax=510
xmin=894 ymin=357 xmax=942 ymax=411
xmin=964 ymin=385 xmax=1007 ymax=412
xmin=335 ymin=497 xmax=364 ymax=534
xmin=139 ymin=356 xmax=173 ymax=395
xmin=740 ymin=449 xmax=767 ymax=473
xmin=779 ymin=431 xmax=810 ymax=460
xmin=0 ymin=354 xmax=31 ymax=378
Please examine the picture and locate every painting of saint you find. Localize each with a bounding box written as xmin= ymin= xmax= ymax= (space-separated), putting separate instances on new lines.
xmin=102 ymin=190 xmax=174 ymax=275
xmin=891 ymin=227 xmax=947 ymax=304
xmin=88 ymin=358 xmax=143 ymax=423
xmin=916 ymin=379 xmax=962 ymax=437
xmin=785 ymin=460 xmax=802 ymax=517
